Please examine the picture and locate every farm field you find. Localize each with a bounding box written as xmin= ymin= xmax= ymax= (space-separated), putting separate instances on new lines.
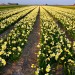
xmin=56 ymin=6 xmax=75 ymax=9
xmin=0 ymin=5 xmax=75 ymax=75
xmin=0 ymin=5 xmax=27 ymax=10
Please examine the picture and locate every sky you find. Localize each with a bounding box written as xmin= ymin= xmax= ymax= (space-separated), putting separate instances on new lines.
xmin=0 ymin=0 xmax=75 ymax=5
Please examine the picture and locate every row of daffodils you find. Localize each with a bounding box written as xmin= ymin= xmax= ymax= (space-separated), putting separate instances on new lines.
xmin=35 ymin=7 xmax=75 ymax=75
xmin=0 ymin=6 xmax=36 ymax=34
xmin=0 ymin=6 xmax=31 ymax=21
xmin=43 ymin=6 xmax=75 ymax=40
xmin=0 ymin=7 xmax=39 ymax=67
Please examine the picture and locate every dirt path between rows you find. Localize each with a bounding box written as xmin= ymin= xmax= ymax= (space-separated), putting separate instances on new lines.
xmin=43 ymin=7 xmax=74 ymax=47
xmin=1 ymin=7 xmax=40 ymax=75
xmin=0 ymin=8 xmax=35 ymax=38
xmin=0 ymin=8 xmax=30 ymax=22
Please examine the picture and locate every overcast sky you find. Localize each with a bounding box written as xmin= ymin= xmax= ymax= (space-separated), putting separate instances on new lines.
xmin=0 ymin=0 xmax=75 ymax=5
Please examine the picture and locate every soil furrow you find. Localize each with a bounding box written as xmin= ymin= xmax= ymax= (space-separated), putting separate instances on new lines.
xmin=43 ymin=7 xmax=74 ymax=42
xmin=0 ymin=8 xmax=30 ymax=22
xmin=0 ymin=8 xmax=36 ymax=38
xmin=42 ymin=7 xmax=71 ymax=75
xmin=43 ymin=7 xmax=75 ymax=75
xmin=1 ymin=7 xmax=40 ymax=75
xmin=54 ymin=10 xmax=75 ymax=21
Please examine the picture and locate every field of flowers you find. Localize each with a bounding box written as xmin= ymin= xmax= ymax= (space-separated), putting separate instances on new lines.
xmin=0 ymin=5 xmax=75 ymax=75
xmin=0 ymin=6 xmax=36 ymax=33
xmin=34 ymin=7 xmax=75 ymax=75
xmin=43 ymin=6 xmax=75 ymax=40
xmin=57 ymin=6 xmax=75 ymax=9
xmin=0 ymin=6 xmax=39 ymax=67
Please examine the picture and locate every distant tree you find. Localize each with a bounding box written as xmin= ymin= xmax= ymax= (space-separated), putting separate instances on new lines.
xmin=73 ymin=4 xmax=75 ymax=6
xmin=8 ymin=3 xmax=18 ymax=5
xmin=46 ymin=4 xmax=48 ymax=5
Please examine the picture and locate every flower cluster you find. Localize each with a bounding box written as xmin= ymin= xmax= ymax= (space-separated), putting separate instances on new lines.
xmin=0 ymin=6 xmax=30 ymax=20
xmin=0 ymin=6 xmax=39 ymax=67
xmin=43 ymin=6 xmax=75 ymax=40
xmin=0 ymin=6 xmax=36 ymax=33
xmin=35 ymin=7 xmax=75 ymax=75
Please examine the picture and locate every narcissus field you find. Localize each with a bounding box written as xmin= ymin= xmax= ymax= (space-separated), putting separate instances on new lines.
xmin=0 ymin=5 xmax=75 ymax=75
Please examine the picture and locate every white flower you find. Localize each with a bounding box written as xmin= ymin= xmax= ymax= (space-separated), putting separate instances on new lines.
xmin=0 ymin=39 xmax=3 ymax=43
xmin=61 ymin=57 xmax=65 ymax=60
xmin=35 ymin=68 xmax=39 ymax=75
xmin=12 ymin=47 xmax=16 ymax=51
xmin=45 ymin=73 xmax=49 ymax=75
xmin=12 ymin=41 xmax=16 ymax=44
xmin=55 ymin=52 xmax=61 ymax=61
xmin=1 ymin=58 xmax=6 ymax=66
xmin=17 ymin=46 xmax=22 ymax=52
xmin=1 ymin=44 xmax=7 ymax=50
xmin=46 ymin=64 xmax=51 ymax=72
xmin=50 ymin=53 xmax=55 ymax=58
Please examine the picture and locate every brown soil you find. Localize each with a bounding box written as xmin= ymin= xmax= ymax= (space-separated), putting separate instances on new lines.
xmin=43 ymin=7 xmax=74 ymax=42
xmin=0 ymin=8 xmax=35 ymax=38
xmin=1 ymin=7 xmax=40 ymax=75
